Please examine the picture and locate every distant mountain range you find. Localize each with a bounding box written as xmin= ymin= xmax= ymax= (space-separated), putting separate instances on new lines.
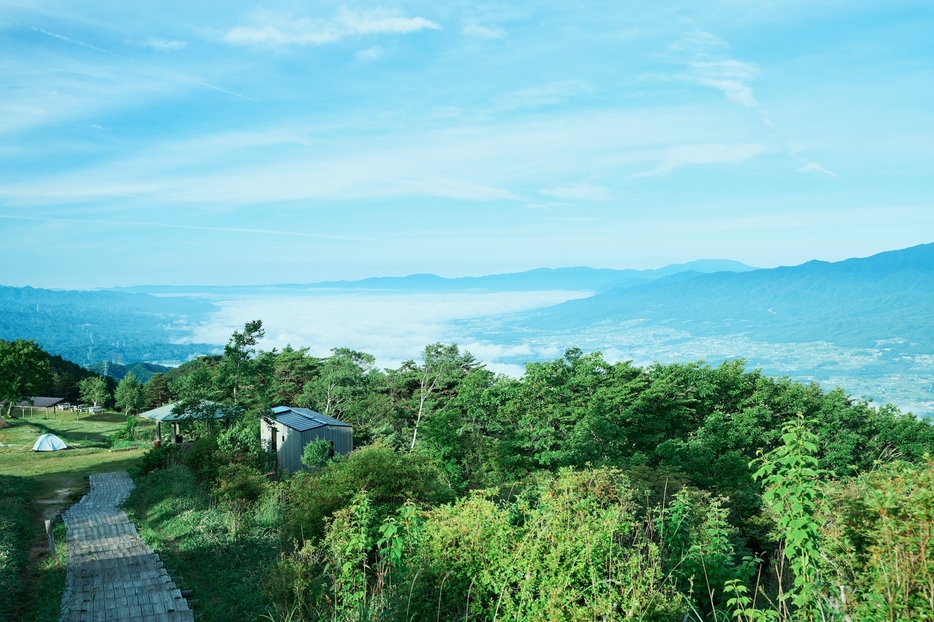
xmin=0 ymin=260 xmax=755 ymax=366
xmin=110 ymin=260 xmax=756 ymax=295
xmin=504 ymin=243 xmax=934 ymax=351
xmin=1 ymin=244 xmax=933 ymax=416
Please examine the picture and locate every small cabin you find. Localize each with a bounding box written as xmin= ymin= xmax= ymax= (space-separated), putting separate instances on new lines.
xmin=261 ymin=406 xmax=353 ymax=473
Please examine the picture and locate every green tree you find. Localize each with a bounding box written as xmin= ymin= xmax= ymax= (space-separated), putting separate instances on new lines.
xmin=270 ymin=345 xmax=319 ymax=406
xmin=298 ymin=348 xmax=374 ymax=419
xmin=219 ymin=319 xmax=265 ymax=407
xmin=0 ymin=339 xmax=51 ymax=427
xmin=145 ymin=372 xmax=171 ymax=408
xmin=78 ymin=376 xmax=110 ymax=408
xmin=408 ymin=343 xmax=476 ymax=451
xmin=114 ymin=372 xmax=146 ymax=416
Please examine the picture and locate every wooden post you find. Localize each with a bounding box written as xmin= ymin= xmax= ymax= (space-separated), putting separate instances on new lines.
xmin=156 ymin=421 xmax=162 ymax=443
xmin=172 ymin=423 xmax=179 ymax=445
xmin=45 ymin=520 xmax=56 ymax=559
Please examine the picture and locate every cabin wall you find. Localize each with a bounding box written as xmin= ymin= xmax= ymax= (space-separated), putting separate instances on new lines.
xmin=277 ymin=422 xmax=305 ymax=473
xmin=301 ymin=425 xmax=353 ymax=456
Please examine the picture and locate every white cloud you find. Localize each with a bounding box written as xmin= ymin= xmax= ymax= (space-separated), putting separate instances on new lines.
xmin=796 ymin=162 xmax=838 ymax=178
xmin=0 ymin=108 xmax=771 ymax=206
xmin=145 ymin=39 xmax=186 ymax=51
xmin=689 ymin=59 xmax=758 ymax=107
xmin=540 ymin=183 xmax=611 ymax=201
xmin=463 ymin=22 xmax=506 ymax=39
xmin=497 ymin=80 xmax=594 ymax=110
xmin=182 ymin=291 xmax=588 ymax=368
xmin=224 ymin=7 xmax=441 ymax=47
xmin=631 ymin=143 xmax=764 ymax=177
xmin=670 ymin=32 xmax=759 ymax=108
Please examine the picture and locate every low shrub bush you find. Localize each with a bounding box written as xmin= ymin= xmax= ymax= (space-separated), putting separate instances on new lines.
xmin=215 ymin=463 xmax=268 ymax=508
xmin=139 ymin=443 xmax=180 ymax=474
xmin=286 ymin=443 xmax=455 ymax=542
xmin=183 ymin=435 xmax=220 ymax=482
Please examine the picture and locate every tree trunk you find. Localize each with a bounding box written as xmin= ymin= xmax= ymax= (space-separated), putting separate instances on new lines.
xmin=0 ymin=403 xmax=12 ymax=428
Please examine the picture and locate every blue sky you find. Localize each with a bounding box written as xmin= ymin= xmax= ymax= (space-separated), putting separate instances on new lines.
xmin=1 ymin=0 xmax=933 ymax=287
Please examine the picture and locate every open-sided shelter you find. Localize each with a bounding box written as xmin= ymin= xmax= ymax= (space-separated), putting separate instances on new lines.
xmin=139 ymin=401 xmax=232 ymax=444
xmin=261 ymin=406 xmax=353 ymax=473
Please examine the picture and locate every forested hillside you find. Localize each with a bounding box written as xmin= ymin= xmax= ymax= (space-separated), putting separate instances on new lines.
xmin=0 ymin=286 xmax=217 ymax=365
xmin=125 ymin=320 xmax=934 ymax=621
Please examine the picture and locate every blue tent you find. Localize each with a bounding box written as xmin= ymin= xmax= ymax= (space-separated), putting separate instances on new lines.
xmin=33 ymin=433 xmax=66 ymax=452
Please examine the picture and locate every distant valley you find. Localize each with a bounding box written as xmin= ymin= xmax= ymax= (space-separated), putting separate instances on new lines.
xmin=2 ymin=246 xmax=933 ymax=416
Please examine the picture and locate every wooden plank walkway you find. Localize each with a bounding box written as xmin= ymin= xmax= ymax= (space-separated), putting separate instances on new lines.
xmin=60 ymin=471 xmax=195 ymax=622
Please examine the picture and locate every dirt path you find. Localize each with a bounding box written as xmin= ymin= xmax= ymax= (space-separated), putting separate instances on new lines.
xmin=59 ymin=472 xmax=194 ymax=622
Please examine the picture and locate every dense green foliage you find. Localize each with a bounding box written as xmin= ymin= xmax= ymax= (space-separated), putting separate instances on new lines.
xmin=0 ymin=339 xmax=52 ymax=423
xmin=122 ymin=320 xmax=934 ymax=620
xmin=0 ymin=476 xmax=35 ymax=622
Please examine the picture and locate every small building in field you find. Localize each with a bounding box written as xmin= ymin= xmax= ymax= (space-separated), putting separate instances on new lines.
xmin=138 ymin=401 xmax=234 ymax=445
xmin=261 ymin=406 xmax=353 ymax=473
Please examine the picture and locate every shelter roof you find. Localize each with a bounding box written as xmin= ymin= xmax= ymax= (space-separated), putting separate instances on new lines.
xmin=16 ymin=397 xmax=65 ymax=408
xmin=271 ymin=406 xmax=351 ymax=431
xmin=139 ymin=401 xmax=232 ymax=422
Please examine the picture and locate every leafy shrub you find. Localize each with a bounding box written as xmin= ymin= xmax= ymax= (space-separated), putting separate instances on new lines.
xmin=0 ymin=476 xmax=34 ymax=622
xmin=110 ymin=417 xmax=139 ymax=447
xmin=215 ymin=464 xmax=268 ymax=508
xmin=286 ymin=443 xmax=454 ymax=542
xmin=268 ymin=468 xmax=686 ymax=621
xmin=299 ymin=438 xmax=333 ymax=471
xmin=820 ymin=458 xmax=934 ymax=621
xmin=217 ymin=419 xmax=268 ymax=471
xmin=183 ymin=435 xmax=220 ymax=482
xmin=139 ymin=443 xmax=180 ymax=474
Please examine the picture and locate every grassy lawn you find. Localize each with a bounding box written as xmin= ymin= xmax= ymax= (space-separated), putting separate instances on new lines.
xmin=0 ymin=412 xmax=153 ymax=621
xmin=0 ymin=412 xmax=153 ymax=497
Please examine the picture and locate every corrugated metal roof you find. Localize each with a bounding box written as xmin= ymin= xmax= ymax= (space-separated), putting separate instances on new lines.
xmin=16 ymin=397 xmax=65 ymax=408
xmin=272 ymin=406 xmax=351 ymax=431
xmin=275 ymin=412 xmax=321 ymax=432
xmin=291 ymin=407 xmax=351 ymax=427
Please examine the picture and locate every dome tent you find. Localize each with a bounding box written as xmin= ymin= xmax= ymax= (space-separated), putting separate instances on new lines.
xmin=33 ymin=433 xmax=66 ymax=452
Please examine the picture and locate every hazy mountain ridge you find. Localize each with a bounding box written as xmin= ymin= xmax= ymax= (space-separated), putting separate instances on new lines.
xmin=85 ymin=361 xmax=173 ymax=383
xmin=110 ymin=260 xmax=756 ymax=295
xmin=511 ymin=243 xmax=934 ymax=350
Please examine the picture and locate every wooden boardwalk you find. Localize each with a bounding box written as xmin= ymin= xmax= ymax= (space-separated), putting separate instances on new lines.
xmin=60 ymin=472 xmax=194 ymax=622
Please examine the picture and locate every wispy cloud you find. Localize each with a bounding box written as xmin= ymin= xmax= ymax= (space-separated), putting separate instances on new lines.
xmin=496 ymin=80 xmax=594 ymax=110
xmin=669 ymin=32 xmax=759 ymax=108
xmin=30 ymin=27 xmax=258 ymax=102
xmin=225 ymin=7 xmax=441 ymax=47
xmin=540 ymin=183 xmax=610 ymax=201
xmin=0 ymin=214 xmax=360 ymax=240
xmin=797 ymin=162 xmax=838 ymax=178
xmin=631 ymin=143 xmax=764 ymax=177
xmin=144 ymin=39 xmax=186 ymax=51
xmin=463 ymin=22 xmax=506 ymax=39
